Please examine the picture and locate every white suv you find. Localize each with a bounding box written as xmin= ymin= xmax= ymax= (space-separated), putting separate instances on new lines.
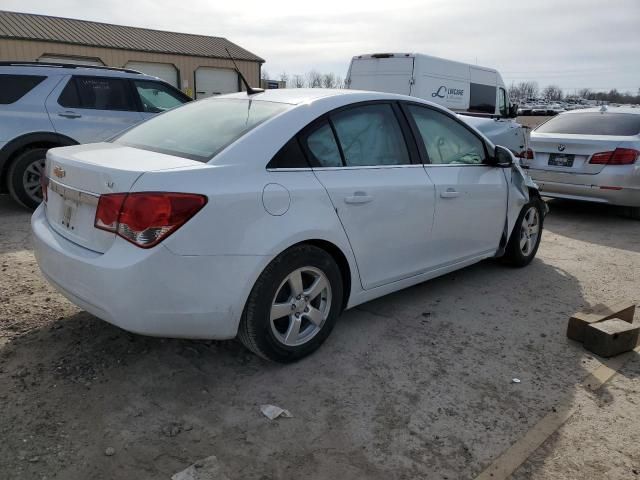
xmin=0 ymin=62 xmax=191 ymax=209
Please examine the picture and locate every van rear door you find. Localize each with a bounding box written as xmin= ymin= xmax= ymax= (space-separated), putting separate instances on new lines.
xmin=347 ymin=56 xmax=414 ymax=95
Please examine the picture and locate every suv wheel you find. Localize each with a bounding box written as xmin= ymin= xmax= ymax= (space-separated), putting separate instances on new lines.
xmin=238 ymin=245 xmax=343 ymax=363
xmin=8 ymin=147 xmax=48 ymax=209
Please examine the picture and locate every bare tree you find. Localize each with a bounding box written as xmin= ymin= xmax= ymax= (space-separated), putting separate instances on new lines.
xmin=292 ymin=74 xmax=305 ymax=88
xmin=542 ymin=85 xmax=563 ymax=101
xmin=578 ymin=88 xmax=592 ymax=99
xmin=261 ymin=69 xmax=270 ymax=81
xmin=335 ymin=75 xmax=344 ymax=89
xmin=322 ymin=73 xmax=336 ymax=89
xmin=306 ymin=70 xmax=323 ymax=88
xmin=279 ymin=72 xmax=289 ymax=87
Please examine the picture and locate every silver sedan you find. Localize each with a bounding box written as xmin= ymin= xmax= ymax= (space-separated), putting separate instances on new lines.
xmin=524 ymin=106 xmax=640 ymax=218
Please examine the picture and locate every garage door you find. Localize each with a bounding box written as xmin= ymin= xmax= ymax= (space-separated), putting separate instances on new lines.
xmin=125 ymin=62 xmax=179 ymax=88
xmin=195 ymin=68 xmax=239 ymax=99
xmin=38 ymin=55 xmax=103 ymax=66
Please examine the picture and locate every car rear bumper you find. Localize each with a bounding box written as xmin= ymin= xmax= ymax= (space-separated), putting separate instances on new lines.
xmin=32 ymin=204 xmax=271 ymax=339
xmin=528 ymin=168 xmax=640 ymax=207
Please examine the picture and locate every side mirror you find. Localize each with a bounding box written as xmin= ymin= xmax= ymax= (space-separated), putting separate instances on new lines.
xmin=509 ymin=103 xmax=519 ymax=118
xmin=492 ymin=145 xmax=514 ymax=167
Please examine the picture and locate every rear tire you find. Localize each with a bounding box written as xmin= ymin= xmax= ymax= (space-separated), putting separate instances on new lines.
xmin=503 ymin=197 xmax=544 ymax=267
xmin=238 ymin=244 xmax=343 ymax=363
xmin=8 ymin=147 xmax=48 ymax=210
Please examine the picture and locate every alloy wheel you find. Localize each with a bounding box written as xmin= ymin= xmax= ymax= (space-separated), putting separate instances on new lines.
xmin=22 ymin=158 xmax=45 ymax=204
xmin=270 ymin=266 xmax=332 ymax=347
xmin=519 ymin=206 xmax=540 ymax=256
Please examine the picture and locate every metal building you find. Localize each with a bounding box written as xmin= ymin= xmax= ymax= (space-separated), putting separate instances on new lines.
xmin=0 ymin=10 xmax=264 ymax=98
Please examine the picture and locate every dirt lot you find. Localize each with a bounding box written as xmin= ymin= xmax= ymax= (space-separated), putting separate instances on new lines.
xmin=1 ymin=194 xmax=639 ymax=480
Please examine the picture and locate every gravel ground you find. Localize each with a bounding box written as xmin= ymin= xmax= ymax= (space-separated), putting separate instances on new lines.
xmin=0 ymin=194 xmax=638 ymax=479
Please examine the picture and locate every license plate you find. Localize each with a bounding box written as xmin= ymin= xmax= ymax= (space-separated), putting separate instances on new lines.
xmin=61 ymin=200 xmax=77 ymax=230
xmin=548 ymin=154 xmax=575 ymax=167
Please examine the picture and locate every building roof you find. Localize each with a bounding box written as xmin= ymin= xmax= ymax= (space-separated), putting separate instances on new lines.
xmin=0 ymin=10 xmax=264 ymax=63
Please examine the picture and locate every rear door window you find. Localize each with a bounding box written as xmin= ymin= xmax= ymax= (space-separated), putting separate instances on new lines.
xmin=535 ymin=113 xmax=640 ymax=136
xmin=304 ymin=122 xmax=343 ymax=167
xmin=330 ymin=104 xmax=410 ymax=167
xmin=59 ymin=76 xmax=137 ymax=111
xmin=0 ymin=74 xmax=46 ymax=104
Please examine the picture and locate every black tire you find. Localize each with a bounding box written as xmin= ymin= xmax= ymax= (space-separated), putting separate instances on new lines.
xmin=503 ymin=197 xmax=545 ymax=267
xmin=7 ymin=147 xmax=49 ymax=210
xmin=238 ymin=244 xmax=343 ymax=363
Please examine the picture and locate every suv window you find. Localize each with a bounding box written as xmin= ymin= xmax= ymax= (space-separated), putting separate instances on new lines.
xmin=407 ymin=105 xmax=486 ymax=165
xmin=0 ymin=74 xmax=46 ymax=104
xmin=133 ymin=80 xmax=187 ymax=113
xmin=59 ymin=76 xmax=136 ymax=111
xmin=535 ymin=112 xmax=640 ymax=136
xmin=330 ymin=104 xmax=410 ymax=167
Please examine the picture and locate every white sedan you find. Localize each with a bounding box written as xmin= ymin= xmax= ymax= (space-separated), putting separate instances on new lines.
xmin=32 ymin=89 xmax=545 ymax=362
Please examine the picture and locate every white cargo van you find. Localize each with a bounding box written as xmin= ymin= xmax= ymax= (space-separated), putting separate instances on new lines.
xmin=346 ymin=53 xmax=527 ymax=155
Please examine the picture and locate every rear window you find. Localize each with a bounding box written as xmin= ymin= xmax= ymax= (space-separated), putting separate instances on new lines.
xmin=114 ymin=98 xmax=290 ymax=161
xmin=0 ymin=74 xmax=46 ymax=104
xmin=535 ymin=113 xmax=640 ymax=136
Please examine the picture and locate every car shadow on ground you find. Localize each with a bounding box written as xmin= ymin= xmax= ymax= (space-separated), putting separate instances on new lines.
xmin=543 ymin=198 xmax=640 ymax=253
xmin=0 ymin=195 xmax=33 ymax=255
xmin=0 ymin=255 xmax=606 ymax=480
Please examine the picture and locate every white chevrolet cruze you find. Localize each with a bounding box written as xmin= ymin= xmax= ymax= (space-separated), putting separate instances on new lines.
xmin=32 ymin=89 xmax=545 ymax=362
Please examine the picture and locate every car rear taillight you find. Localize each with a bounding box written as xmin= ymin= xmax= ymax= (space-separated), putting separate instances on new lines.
xmin=40 ymin=173 xmax=49 ymax=202
xmin=94 ymin=192 xmax=207 ymax=248
xmin=589 ymin=148 xmax=639 ymax=165
xmin=517 ymin=148 xmax=534 ymax=160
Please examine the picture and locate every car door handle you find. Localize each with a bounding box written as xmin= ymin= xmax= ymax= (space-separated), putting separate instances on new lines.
xmin=58 ymin=111 xmax=82 ymax=119
xmin=440 ymin=188 xmax=460 ymax=198
xmin=345 ymin=192 xmax=373 ymax=204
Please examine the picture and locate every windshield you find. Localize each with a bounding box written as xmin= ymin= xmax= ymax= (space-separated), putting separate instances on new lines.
xmin=115 ymin=98 xmax=291 ymax=161
xmin=535 ymin=112 xmax=640 ymax=136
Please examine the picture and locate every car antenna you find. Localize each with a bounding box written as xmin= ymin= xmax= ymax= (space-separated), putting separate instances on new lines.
xmin=225 ymin=47 xmax=264 ymax=95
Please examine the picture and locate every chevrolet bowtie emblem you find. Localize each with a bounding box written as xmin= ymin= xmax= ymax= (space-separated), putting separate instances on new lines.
xmin=53 ymin=165 xmax=66 ymax=178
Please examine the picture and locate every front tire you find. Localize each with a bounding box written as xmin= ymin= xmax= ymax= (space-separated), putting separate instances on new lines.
xmin=8 ymin=147 xmax=48 ymax=210
xmin=503 ymin=198 xmax=544 ymax=267
xmin=238 ymin=245 xmax=343 ymax=363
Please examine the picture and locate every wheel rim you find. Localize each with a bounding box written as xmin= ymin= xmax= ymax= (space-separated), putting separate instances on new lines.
xmin=22 ymin=158 xmax=45 ymax=204
xmin=519 ymin=206 xmax=540 ymax=256
xmin=270 ymin=266 xmax=332 ymax=347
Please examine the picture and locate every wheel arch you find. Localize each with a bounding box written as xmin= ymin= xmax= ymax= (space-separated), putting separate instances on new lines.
xmin=0 ymin=132 xmax=78 ymax=191
xmin=301 ymin=239 xmax=352 ymax=312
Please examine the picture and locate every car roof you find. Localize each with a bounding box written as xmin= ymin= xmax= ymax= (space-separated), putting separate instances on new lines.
xmin=222 ymin=88 xmax=428 ymax=105
xmin=0 ymin=62 xmax=155 ymax=80
xmin=561 ymin=106 xmax=640 ymax=115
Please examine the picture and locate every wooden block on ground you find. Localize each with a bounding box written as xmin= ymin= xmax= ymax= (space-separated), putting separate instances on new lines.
xmin=583 ymin=319 xmax=640 ymax=358
xmin=567 ymin=301 xmax=636 ymax=342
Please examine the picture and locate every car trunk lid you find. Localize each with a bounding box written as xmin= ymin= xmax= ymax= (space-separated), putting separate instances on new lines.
xmin=44 ymin=143 xmax=205 ymax=253
xmin=526 ymin=134 xmax=627 ymax=175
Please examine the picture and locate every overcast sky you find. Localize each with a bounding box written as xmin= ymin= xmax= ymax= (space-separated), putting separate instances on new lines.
xmin=4 ymin=0 xmax=639 ymax=93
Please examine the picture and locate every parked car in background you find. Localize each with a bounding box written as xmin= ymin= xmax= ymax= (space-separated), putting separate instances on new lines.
xmin=345 ymin=53 xmax=528 ymax=156
xmin=32 ymin=89 xmax=545 ymax=362
xmin=524 ymin=106 xmax=640 ymax=218
xmin=0 ymin=62 xmax=191 ymax=209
